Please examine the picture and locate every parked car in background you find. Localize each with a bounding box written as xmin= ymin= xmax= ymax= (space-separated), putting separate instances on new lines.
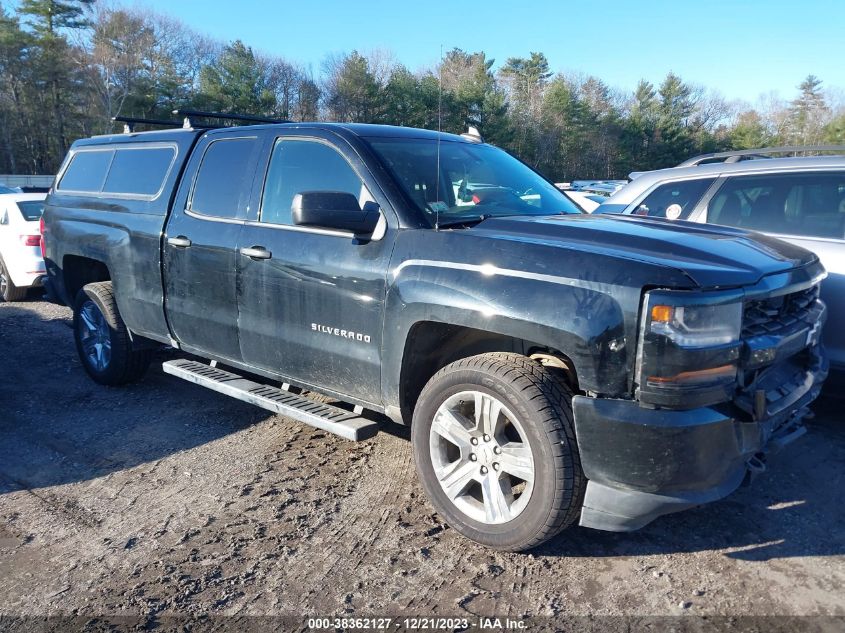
xmin=556 ymin=180 xmax=625 ymax=213
xmin=0 ymin=192 xmax=47 ymax=301
xmin=561 ymin=190 xmax=606 ymax=212
xmin=595 ymin=146 xmax=845 ymax=370
xmin=568 ymin=179 xmax=627 ymax=195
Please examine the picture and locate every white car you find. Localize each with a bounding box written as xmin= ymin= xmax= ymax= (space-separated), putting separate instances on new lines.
xmin=562 ymin=190 xmax=607 ymax=212
xmin=0 ymin=193 xmax=47 ymax=301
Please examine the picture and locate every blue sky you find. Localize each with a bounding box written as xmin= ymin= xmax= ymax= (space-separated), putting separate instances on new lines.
xmin=134 ymin=0 xmax=843 ymax=103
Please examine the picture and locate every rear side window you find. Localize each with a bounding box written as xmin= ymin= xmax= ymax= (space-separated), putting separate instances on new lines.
xmin=16 ymin=201 xmax=44 ymax=221
xmin=58 ymin=150 xmax=113 ymax=192
xmin=58 ymin=146 xmax=175 ymax=197
xmin=261 ymin=139 xmax=368 ymax=226
xmin=190 ymin=138 xmax=257 ymax=218
xmin=633 ymin=178 xmax=715 ymax=219
xmin=103 ymin=147 xmax=174 ymax=196
xmin=707 ymin=171 xmax=845 ymax=239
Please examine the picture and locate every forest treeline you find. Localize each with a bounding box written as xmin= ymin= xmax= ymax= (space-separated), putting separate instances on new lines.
xmin=2 ymin=0 xmax=844 ymax=179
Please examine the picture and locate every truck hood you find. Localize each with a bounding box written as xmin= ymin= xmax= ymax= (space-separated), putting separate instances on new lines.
xmin=472 ymin=214 xmax=819 ymax=288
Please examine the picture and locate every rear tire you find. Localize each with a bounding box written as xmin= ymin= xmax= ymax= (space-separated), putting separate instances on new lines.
xmin=412 ymin=352 xmax=585 ymax=551
xmin=0 ymin=259 xmax=28 ymax=302
xmin=73 ymin=282 xmax=152 ymax=385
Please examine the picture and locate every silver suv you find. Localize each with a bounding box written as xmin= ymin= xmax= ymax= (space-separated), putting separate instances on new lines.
xmin=598 ymin=147 xmax=845 ymax=370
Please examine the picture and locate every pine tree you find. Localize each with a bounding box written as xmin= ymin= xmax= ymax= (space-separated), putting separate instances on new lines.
xmin=17 ymin=0 xmax=93 ymax=160
xmin=438 ymin=49 xmax=509 ymax=142
xmin=730 ymin=111 xmax=772 ymax=149
xmin=500 ymin=53 xmax=551 ymax=160
xmin=198 ymin=40 xmax=275 ymax=116
xmin=0 ymin=8 xmax=32 ymax=172
xmin=788 ymin=74 xmax=829 ymax=144
xmin=324 ymin=51 xmax=382 ymax=122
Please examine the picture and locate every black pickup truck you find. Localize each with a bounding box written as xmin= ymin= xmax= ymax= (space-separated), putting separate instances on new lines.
xmin=42 ymin=117 xmax=828 ymax=550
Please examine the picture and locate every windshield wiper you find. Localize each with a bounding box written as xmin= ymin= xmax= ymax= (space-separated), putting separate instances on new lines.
xmin=435 ymin=214 xmax=491 ymax=229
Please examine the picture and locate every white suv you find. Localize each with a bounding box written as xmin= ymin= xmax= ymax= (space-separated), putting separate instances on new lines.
xmin=0 ymin=192 xmax=47 ymax=301
xmin=597 ymin=147 xmax=845 ymax=370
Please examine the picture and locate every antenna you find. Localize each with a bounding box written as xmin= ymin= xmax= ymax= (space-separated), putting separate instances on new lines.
xmin=435 ymin=44 xmax=443 ymax=231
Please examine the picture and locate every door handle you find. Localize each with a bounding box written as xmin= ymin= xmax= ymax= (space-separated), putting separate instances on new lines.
xmin=167 ymin=236 xmax=192 ymax=248
xmin=240 ymin=246 xmax=272 ymax=260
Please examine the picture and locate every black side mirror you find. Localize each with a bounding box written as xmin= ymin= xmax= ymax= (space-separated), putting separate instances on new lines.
xmin=291 ymin=191 xmax=380 ymax=235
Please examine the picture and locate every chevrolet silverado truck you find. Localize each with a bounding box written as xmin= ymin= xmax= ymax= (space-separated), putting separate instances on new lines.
xmin=42 ymin=116 xmax=828 ymax=551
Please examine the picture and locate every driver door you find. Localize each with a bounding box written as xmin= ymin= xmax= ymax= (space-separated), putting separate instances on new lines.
xmin=236 ymin=131 xmax=396 ymax=406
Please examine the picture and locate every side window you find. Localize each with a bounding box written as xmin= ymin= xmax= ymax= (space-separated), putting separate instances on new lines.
xmin=58 ymin=150 xmax=114 ymax=192
xmin=103 ymin=147 xmax=175 ymax=196
xmin=261 ymin=139 xmax=369 ymax=226
xmin=633 ymin=178 xmax=715 ymax=219
xmin=190 ymin=138 xmax=257 ymax=218
xmin=707 ymin=172 xmax=845 ymax=239
xmin=57 ymin=146 xmax=175 ymax=198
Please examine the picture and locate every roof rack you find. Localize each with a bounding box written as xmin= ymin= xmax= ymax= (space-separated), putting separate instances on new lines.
xmin=460 ymin=126 xmax=484 ymax=144
xmin=172 ymin=109 xmax=289 ymax=128
xmin=678 ymin=145 xmax=845 ymax=167
xmin=113 ymin=115 xmax=209 ymax=133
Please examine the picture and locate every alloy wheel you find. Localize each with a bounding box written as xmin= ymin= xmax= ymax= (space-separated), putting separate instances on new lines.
xmin=429 ymin=390 xmax=535 ymax=524
xmin=78 ymin=300 xmax=112 ymax=372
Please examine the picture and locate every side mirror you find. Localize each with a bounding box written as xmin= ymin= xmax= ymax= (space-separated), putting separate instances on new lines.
xmin=0 ymin=211 xmax=7 ymax=225
xmin=292 ymin=191 xmax=380 ymax=235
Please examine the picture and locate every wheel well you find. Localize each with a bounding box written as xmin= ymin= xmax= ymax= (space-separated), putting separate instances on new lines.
xmin=62 ymin=255 xmax=110 ymax=302
xmin=399 ymin=322 xmax=578 ymax=423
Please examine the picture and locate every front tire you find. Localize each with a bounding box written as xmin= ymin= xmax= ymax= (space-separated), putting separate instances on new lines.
xmin=412 ymin=353 xmax=585 ymax=551
xmin=73 ymin=282 xmax=152 ymax=385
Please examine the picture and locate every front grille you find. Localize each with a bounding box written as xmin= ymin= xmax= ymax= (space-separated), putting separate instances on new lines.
xmin=742 ymin=285 xmax=820 ymax=339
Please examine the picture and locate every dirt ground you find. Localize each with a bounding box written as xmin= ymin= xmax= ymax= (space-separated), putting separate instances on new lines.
xmin=1 ymin=297 xmax=844 ymax=630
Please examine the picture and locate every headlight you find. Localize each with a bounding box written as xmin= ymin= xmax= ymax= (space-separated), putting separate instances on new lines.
xmin=648 ymin=302 xmax=742 ymax=347
xmin=636 ymin=290 xmax=743 ymax=408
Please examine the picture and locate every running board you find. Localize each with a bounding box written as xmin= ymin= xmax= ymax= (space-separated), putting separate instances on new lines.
xmin=162 ymin=359 xmax=378 ymax=441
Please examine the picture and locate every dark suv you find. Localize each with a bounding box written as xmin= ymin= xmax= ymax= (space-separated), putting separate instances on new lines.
xmin=42 ymin=115 xmax=828 ymax=550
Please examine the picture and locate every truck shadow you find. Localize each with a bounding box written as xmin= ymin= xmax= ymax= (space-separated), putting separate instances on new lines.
xmin=0 ymin=304 xmax=274 ymax=496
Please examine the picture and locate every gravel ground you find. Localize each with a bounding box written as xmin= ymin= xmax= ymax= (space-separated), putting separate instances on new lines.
xmin=0 ymin=297 xmax=843 ymax=630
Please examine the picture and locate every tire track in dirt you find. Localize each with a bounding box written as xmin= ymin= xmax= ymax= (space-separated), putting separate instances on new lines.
xmin=275 ymin=428 xmax=413 ymax=611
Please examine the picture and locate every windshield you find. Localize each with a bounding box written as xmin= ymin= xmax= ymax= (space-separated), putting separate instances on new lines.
xmin=16 ymin=200 xmax=45 ymax=221
xmin=367 ymin=138 xmax=581 ymax=226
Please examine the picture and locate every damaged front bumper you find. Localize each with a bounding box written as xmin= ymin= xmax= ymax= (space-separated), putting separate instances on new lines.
xmin=572 ymin=345 xmax=828 ymax=532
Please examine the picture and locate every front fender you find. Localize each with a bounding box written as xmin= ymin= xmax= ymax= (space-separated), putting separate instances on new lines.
xmin=381 ymin=260 xmax=639 ymax=410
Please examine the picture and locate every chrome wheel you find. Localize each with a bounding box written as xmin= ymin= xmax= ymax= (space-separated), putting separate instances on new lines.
xmin=429 ymin=390 xmax=535 ymax=525
xmin=78 ymin=300 xmax=112 ymax=372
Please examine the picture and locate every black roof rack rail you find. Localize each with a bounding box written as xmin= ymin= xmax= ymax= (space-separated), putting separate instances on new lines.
xmin=678 ymin=145 xmax=845 ymax=167
xmin=172 ymin=109 xmax=290 ymax=127
xmin=113 ymin=116 xmax=197 ymax=133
